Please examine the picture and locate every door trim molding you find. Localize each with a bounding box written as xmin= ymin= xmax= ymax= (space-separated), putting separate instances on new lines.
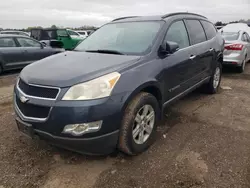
xmin=163 ymin=76 xmax=210 ymax=107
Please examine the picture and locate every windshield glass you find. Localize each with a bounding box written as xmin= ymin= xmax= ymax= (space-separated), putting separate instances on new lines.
xmin=78 ymin=32 xmax=86 ymax=35
xmin=222 ymin=32 xmax=240 ymax=41
xmin=75 ymin=21 xmax=163 ymax=55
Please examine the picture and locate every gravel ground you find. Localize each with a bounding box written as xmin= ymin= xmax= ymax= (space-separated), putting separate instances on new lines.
xmin=1 ymin=65 xmax=250 ymax=188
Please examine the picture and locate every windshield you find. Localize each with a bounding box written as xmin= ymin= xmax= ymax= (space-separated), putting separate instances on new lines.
xmin=222 ymin=32 xmax=240 ymax=41
xmin=78 ymin=32 xmax=86 ymax=35
xmin=75 ymin=21 xmax=163 ymax=55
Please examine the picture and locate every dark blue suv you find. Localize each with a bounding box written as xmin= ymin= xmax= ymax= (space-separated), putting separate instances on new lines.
xmin=14 ymin=12 xmax=224 ymax=155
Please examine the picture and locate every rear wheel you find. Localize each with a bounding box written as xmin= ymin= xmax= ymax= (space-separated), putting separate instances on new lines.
xmin=238 ymin=58 xmax=246 ymax=73
xmin=118 ymin=92 xmax=160 ymax=155
xmin=202 ymin=62 xmax=222 ymax=94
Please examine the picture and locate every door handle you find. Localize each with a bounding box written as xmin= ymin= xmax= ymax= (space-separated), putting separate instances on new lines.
xmin=209 ymin=48 xmax=214 ymax=52
xmin=189 ymin=55 xmax=196 ymax=60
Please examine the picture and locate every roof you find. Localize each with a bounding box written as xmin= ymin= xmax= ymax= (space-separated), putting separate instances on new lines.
xmin=0 ymin=34 xmax=30 ymax=38
xmin=112 ymin=12 xmax=207 ymax=22
xmin=0 ymin=30 xmax=27 ymax=33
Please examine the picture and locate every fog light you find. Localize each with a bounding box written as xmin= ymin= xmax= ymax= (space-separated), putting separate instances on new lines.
xmin=63 ymin=121 xmax=102 ymax=136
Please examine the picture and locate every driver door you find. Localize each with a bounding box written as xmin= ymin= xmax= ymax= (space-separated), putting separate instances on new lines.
xmin=16 ymin=37 xmax=53 ymax=62
xmin=57 ymin=29 xmax=74 ymax=50
xmin=161 ymin=20 xmax=196 ymax=102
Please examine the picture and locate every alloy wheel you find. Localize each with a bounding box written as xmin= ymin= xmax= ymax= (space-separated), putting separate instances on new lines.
xmin=213 ymin=67 xmax=221 ymax=89
xmin=132 ymin=104 xmax=155 ymax=145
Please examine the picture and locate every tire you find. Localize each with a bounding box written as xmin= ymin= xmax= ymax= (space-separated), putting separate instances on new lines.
xmin=0 ymin=64 xmax=3 ymax=75
xmin=118 ymin=92 xmax=160 ymax=155
xmin=238 ymin=58 xmax=246 ymax=73
xmin=203 ymin=62 xmax=222 ymax=94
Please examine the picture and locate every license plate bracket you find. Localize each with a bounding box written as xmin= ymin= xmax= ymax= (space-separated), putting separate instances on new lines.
xmin=16 ymin=118 xmax=34 ymax=138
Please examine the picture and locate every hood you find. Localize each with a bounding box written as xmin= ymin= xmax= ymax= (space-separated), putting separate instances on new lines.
xmin=20 ymin=51 xmax=140 ymax=87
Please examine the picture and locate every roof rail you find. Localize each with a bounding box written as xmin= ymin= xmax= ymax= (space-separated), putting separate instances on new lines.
xmin=112 ymin=16 xmax=138 ymax=22
xmin=162 ymin=12 xmax=207 ymax=19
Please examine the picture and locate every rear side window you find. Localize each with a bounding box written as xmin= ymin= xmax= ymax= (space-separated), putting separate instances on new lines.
xmin=57 ymin=30 xmax=68 ymax=37
xmin=164 ymin=20 xmax=189 ymax=49
xmin=245 ymin=33 xmax=250 ymax=42
xmin=201 ymin=21 xmax=217 ymax=40
xmin=185 ymin=20 xmax=206 ymax=45
xmin=0 ymin=38 xmax=16 ymax=47
xmin=242 ymin=33 xmax=248 ymax=42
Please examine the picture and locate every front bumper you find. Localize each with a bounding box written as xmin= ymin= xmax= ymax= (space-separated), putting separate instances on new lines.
xmin=36 ymin=129 xmax=119 ymax=155
xmin=14 ymin=85 xmax=129 ymax=155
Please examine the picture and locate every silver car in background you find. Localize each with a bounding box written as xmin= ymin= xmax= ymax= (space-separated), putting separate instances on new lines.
xmin=222 ymin=30 xmax=250 ymax=72
xmin=0 ymin=30 xmax=30 ymax=37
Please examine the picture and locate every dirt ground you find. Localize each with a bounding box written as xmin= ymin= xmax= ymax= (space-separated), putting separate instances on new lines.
xmin=1 ymin=65 xmax=250 ymax=188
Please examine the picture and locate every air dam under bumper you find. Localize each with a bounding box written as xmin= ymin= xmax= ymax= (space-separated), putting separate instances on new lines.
xmin=36 ymin=129 xmax=119 ymax=155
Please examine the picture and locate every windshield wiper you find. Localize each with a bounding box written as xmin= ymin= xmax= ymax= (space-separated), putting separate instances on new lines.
xmin=85 ymin=49 xmax=124 ymax=55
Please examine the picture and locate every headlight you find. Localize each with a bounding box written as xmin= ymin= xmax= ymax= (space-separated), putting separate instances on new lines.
xmin=62 ymin=72 xmax=121 ymax=100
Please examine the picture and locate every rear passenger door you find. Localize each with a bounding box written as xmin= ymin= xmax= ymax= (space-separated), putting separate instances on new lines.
xmin=184 ymin=19 xmax=211 ymax=83
xmin=200 ymin=20 xmax=218 ymax=74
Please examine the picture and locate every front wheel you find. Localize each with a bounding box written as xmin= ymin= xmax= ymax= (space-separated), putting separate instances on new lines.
xmin=118 ymin=92 xmax=160 ymax=155
xmin=0 ymin=65 xmax=2 ymax=75
xmin=202 ymin=62 xmax=222 ymax=94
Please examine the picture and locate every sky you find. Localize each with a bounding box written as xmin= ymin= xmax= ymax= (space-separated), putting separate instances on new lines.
xmin=0 ymin=0 xmax=249 ymax=29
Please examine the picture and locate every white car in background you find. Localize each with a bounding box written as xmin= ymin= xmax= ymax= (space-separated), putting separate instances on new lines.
xmin=66 ymin=29 xmax=86 ymax=40
xmin=220 ymin=23 xmax=250 ymax=35
xmin=221 ymin=30 xmax=250 ymax=72
xmin=75 ymin=30 xmax=89 ymax=39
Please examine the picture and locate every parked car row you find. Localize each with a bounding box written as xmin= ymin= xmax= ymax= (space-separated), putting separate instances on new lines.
xmin=0 ymin=29 xmax=97 ymax=74
xmin=0 ymin=29 xmax=95 ymax=50
xmin=14 ymin=12 xmax=225 ymax=155
xmin=0 ymin=35 xmax=64 ymax=74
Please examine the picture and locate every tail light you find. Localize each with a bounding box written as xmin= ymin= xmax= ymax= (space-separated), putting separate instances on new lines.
xmin=225 ymin=44 xmax=243 ymax=51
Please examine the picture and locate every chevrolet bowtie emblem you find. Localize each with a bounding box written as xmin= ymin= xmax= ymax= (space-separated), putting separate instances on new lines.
xmin=20 ymin=96 xmax=29 ymax=103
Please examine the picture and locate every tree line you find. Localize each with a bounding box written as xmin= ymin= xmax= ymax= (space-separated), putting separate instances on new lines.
xmin=0 ymin=25 xmax=98 ymax=32
xmin=215 ymin=19 xmax=250 ymax=26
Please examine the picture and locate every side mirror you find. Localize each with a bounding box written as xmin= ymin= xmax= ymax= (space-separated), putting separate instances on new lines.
xmin=165 ymin=41 xmax=179 ymax=53
xmin=41 ymin=42 xmax=46 ymax=48
xmin=160 ymin=41 xmax=179 ymax=55
xmin=40 ymin=43 xmax=44 ymax=49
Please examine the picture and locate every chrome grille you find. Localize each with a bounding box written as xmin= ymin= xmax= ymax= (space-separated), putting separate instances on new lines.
xmin=18 ymin=79 xmax=60 ymax=100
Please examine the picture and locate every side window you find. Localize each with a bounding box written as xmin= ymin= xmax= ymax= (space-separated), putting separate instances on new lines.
xmin=201 ymin=21 xmax=217 ymax=40
xmin=0 ymin=38 xmax=16 ymax=47
xmin=17 ymin=38 xmax=41 ymax=47
xmin=245 ymin=33 xmax=250 ymax=42
xmin=242 ymin=33 xmax=248 ymax=42
xmin=68 ymin=30 xmax=78 ymax=36
xmin=185 ymin=20 xmax=207 ymax=45
xmin=164 ymin=20 xmax=189 ymax=49
xmin=57 ymin=30 xmax=68 ymax=37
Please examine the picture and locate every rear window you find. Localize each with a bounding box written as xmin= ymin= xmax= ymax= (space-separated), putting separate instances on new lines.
xmin=222 ymin=32 xmax=239 ymax=41
xmin=185 ymin=20 xmax=207 ymax=45
xmin=201 ymin=21 xmax=217 ymax=40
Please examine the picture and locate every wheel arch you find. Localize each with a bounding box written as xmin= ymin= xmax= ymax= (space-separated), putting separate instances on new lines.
xmin=217 ymin=52 xmax=223 ymax=65
xmin=121 ymin=81 xmax=163 ymax=115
